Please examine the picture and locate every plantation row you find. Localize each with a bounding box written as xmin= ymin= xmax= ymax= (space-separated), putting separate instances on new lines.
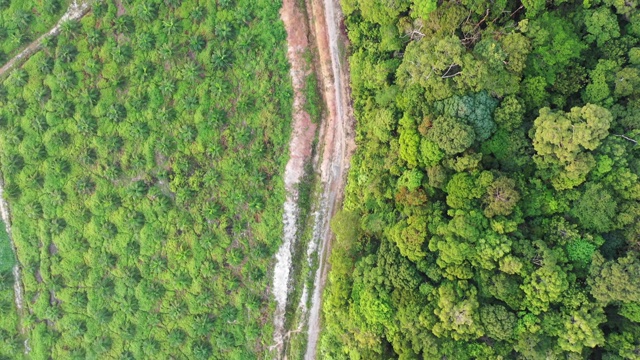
xmin=0 ymin=0 xmax=69 ymax=63
xmin=0 ymin=0 xmax=292 ymax=359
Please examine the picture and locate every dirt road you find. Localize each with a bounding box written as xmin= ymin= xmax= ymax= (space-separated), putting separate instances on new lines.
xmin=272 ymin=0 xmax=354 ymax=358
xmin=271 ymin=0 xmax=319 ymax=357
xmin=302 ymin=0 xmax=355 ymax=358
xmin=0 ymin=1 xmax=91 ymax=77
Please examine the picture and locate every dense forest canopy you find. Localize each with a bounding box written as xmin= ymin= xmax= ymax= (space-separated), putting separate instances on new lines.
xmin=322 ymin=0 xmax=640 ymax=358
xmin=0 ymin=0 xmax=292 ymax=358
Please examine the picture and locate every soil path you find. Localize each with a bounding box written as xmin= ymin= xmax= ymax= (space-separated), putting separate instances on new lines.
xmin=303 ymin=0 xmax=355 ymax=358
xmin=273 ymin=0 xmax=354 ymax=357
xmin=272 ymin=0 xmax=318 ymax=356
xmin=0 ymin=0 xmax=91 ymax=78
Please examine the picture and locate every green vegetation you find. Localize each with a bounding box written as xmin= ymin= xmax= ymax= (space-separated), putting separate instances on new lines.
xmin=0 ymin=0 xmax=292 ymax=358
xmin=0 ymin=220 xmax=13 ymax=272
xmin=0 ymin=218 xmax=23 ymax=360
xmin=322 ymin=0 xmax=640 ymax=358
xmin=303 ymin=73 xmax=322 ymax=124
xmin=0 ymin=0 xmax=69 ymax=61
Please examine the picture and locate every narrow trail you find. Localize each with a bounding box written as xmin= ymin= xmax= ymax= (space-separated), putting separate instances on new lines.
xmin=0 ymin=0 xmax=91 ymax=78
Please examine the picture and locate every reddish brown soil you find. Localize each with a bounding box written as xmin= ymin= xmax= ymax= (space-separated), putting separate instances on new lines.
xmin=281 ymin=0 xmax=318 ymax=187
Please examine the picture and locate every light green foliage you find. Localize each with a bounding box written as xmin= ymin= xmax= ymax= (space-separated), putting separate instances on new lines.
xmin=630 ymin=48 xmax=640 ymax=65
xmin=0 ymin=0 xmax=292 ymax=358
xmin=445 ymin=172 xmax=493 ymax=209
xmin=388 ymin=215 xmax=428 ymax=261
xmin=419 ymin=139 xmax=445 ymax=167
xmin=427 ymin=116 xmax=476 ymax=155
xmin=473 ymin=230 xmax=512 ymax=270
xmin=481 ymin=305 xmax=517 ymax=341
xmin=584 ymin=59 xmax=618 ymax=105
xmin=397 ymin=36 xmax=467 ymax=101
xmin=558 ymin=305 xmax=606 ymax=352
xmin=411 ymin=0 xmax=438 ymax=19
xmin=483 ymin=176 xmax=520 ymax=218
xmin=602 ymin=0 xmax=638 ymax=16
xmin=398 ymin=169 xmax=424 ymax=191
xmin=526 ymin=13 xmax=587 ymax=84
xmin=521 ymin=75 xmax=549 ymax=109
xmin=0 ymin=0 xmax=69 ymax=61
xmin=619 ymin=302 xmax=640 ymax=323
xmin=572 ymin=183 xmax=617 ymax=233
xmin=357 ymin=0 xmax=411 ymax=24
xmin=473 ymin=38 xmax=520 ymax=95
xmin=399 ymin=124 xmax=421 ymax=167
xmin=357 ymin=286 xmax=394 ymax=327
xmin=566 ymin=238 xmax=598 ymax=270
xmin=501 ymin=32 xmax=531 ymax=74
xmin=331 ymin=210 xmax=362 ymax=258
xmin=522 ymin=0 xmax=546 ymax=17
xmin=614 ymin=67 xmax=640 ymax=97
xmin=494 ymin=95 xmax=525 ymax=131
xmin=590 ymin=253 xmax=640 ymax=304
xmin=522 ymin=262 xmax=570 ymax=314
xmin=445 ymin=152 xmax=482 ymax=172
xmin=531 ymin=105 xmax=612 ymax=190
xmin=499 ymin=255 xmax=524 ymax=274
xmin=585 ymin=7 xmax=621 ymax=46
xmin=433 ymin=282 xmax=483 ymax=340
xmin=482 ymin=129 xmax=530 ymax=170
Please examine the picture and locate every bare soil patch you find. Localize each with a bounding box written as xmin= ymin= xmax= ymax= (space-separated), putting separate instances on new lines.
xmin=302 ymin=0 xmax=356 ymax=358
xmin=271 ymin=0 xmax=318 ymax=357
xmin=272 ymin=0 xmax=356 ymax=358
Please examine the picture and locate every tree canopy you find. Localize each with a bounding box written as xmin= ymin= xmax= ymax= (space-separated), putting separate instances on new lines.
xmin=322 ymin=0 xmax=640 ymax=359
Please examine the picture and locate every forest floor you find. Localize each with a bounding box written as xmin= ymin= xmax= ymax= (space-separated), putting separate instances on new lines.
xmin=0 ymin=0 xmax=91 ymax=78
xmin=272 ymin=0 xmax=355 ymax=358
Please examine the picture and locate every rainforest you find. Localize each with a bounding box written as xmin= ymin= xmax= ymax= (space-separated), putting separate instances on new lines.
xmin=320 ymin=0 xmax=640 ymax=359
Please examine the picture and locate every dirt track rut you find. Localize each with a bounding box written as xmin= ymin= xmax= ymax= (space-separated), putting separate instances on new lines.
xmin=272 ymin=0 xmax=354 ymax=358
xmin=303 ymin=0 xmax=355 ymax=358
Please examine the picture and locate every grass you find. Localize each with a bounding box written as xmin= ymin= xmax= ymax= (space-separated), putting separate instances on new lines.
xmin=0 ymin=217 xmax=24 ymax=359
xmin=304 ymin=73 xmax=323 ymax=124
xmin=284 ymin=171 xmax=324 ymax=360
xmin=0 ymin=219 xmax=14 ymax=272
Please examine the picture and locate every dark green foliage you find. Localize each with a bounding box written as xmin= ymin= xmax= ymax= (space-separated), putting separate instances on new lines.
xmin=433 ymin=91 xmax=498 ymax=141
xmin=322 ymin=0 xmax=640 ymax=359
xmin=0 ymin=219 xmax=21 ymax=359
xmin=572 ymin=183 xmax=617 ymax=233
